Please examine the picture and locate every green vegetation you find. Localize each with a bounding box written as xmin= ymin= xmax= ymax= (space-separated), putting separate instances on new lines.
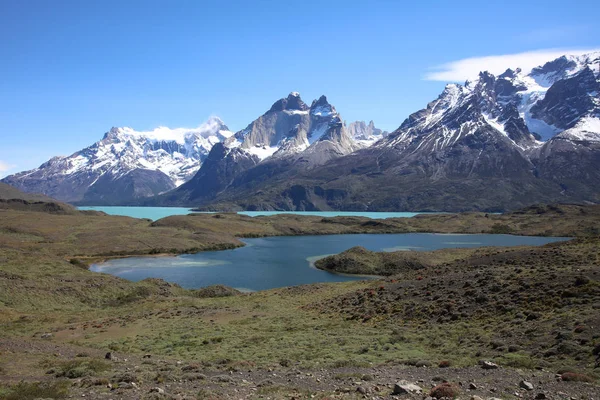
xmin=43 ymin=358 xmax=111 ymax=379
xmin=0 ymin=380 xmax=70 ymax=400
xmin=0 ymin=202 xmax=599 ymax=398
xmin=315 ymin=245 xmax=480 ymax=275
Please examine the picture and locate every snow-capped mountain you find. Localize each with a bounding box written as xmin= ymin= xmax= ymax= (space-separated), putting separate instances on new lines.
xmin=383 ymin=52 xmax=600 ymax=155
xmin=177 ymin=51 xmax=600 ymax=212
xmin=2 ymin=117 xmax=233 ymax=204
xmin=162 ymin=93 xmax=372 ymax=205
xmin=3 ymin=92 xmax=386 ymax=205
xmin=4 ymin=51 xmax=598 ymax=211
xmin=227 ymin=92 xmax=359 ymax=160
xmin=346 ymin=120 xmax=389 ymax=146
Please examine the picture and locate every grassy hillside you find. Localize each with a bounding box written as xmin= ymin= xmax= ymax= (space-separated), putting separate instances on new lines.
xmin=0 ymin=205 xmax=599 ymax=399
xmin=0 ymin=182 xmax=78 ymax=214
xmin=0 ymin=182 xmax=57 ymax=202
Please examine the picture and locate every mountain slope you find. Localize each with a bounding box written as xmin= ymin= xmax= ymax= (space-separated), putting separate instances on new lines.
xmin=156 ymin=93 xmax=374 ymax=206
xmin=0 ymin=182 xmax=57 ymax=202
xmin=2 ymin=117 xmax=233 ymax=204
xmin=190 ymin=52 xmax=600 ymax=212
xmin=0 ymin=182 xmax=78 ymax=214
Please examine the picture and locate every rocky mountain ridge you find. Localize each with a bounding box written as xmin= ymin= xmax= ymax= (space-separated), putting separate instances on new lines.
xmin=3 ymin=94 xmax=385 ymax=205
xmin=3 ymin=51 xmax=599 ymax=210
xmin=180 ymin=51 xmax=600 ymax=212
xmin=2 ymin=117 xmax=234 ymax=203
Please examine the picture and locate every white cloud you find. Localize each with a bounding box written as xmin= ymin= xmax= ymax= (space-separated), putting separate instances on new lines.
xmin=0 ymin=160 xmax=16 ymax=178
xmin=424 ymin=48 xmax=600 ymax=82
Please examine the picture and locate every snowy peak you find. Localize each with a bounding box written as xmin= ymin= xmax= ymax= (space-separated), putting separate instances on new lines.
xmin=266 ymin=92 xmax=310 ymax=114
xmin=530 ymin=52 xmax=600 ymax=88
xmin=232 ymin=92 xmax=356 ymax=161
xmin=2 ymin=116 xmax=233 ymax=203
xmin=530 ymin=66 xmax=600 ymax=131
xmin=310 ymin=95 xmax=337 ymax=118
xmin=385 ymin=51 xmax=600 ymax=154
xmin=346 ymin=120 xmax=388 ymax=146
xmin=104 ymin=116 xmax=232 ymax=145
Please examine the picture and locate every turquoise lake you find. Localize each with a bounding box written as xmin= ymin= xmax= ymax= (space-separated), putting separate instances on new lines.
xmin=78 ymin=206 xmax=429 ymax=220
xmin=91 ymin=233 xmax=568 ymax=292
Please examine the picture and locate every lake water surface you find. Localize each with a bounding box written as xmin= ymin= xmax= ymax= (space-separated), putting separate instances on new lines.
xmin=78 ymin=206 xmax=429 ymax=220
xmin=91 ymin=233 xmax=568 ymax=291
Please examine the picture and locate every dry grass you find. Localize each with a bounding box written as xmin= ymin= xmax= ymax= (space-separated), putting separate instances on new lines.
xmin=0 ymin=203 xmax=599 ymax=397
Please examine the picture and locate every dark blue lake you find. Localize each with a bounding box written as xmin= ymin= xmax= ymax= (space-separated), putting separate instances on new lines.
xmin=91 ymin=233 xmax=568 ymax=291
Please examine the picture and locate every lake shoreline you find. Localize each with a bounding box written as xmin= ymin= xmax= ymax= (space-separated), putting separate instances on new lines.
xmin=1 ymin=203 xmax=599 ymax=396
xmin=91 ymin=233 xmax=569 ymax=291
xmin=83 ymin=230 xmax=571 ymax=269
xmin=78 ymin=205 xmax=440 ymax=221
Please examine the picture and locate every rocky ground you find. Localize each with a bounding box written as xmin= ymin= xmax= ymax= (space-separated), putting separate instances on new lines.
xmin=1 ymin=337 xmax=599 ymax=399
xmin=1 ymin=203 xmax=599 ymax=399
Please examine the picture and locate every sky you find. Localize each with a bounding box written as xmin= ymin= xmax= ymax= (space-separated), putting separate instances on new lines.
xmin=1 ymin=0 xmax=599 ymax=177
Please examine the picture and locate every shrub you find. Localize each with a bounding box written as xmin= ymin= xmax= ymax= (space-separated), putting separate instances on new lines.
xmin=51 ymin=359 xmax=110 ymax=379
xmin=438 ymin=360 xmax=451 ymax=368
xmin=69 ymin=258 xmax=87 ymax=268
xmin=430 ymin=382 xmax=460 ymax=399
xmin=0 ymin=380 xmax=69 ymax=400
xmin=490 ymin=223 xmax=513 ymax=234
xmin=561 ymin=372 xmax=595 ymax=382
xmin=191 ymin=285 xmax=241 ymax=298
xmin=498 ymin=353 xmax=538 ymax=369
xmin=110 ymin=286 xmax=153 ymax=306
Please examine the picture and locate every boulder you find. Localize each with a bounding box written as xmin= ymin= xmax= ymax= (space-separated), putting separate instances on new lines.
xmin=393 ymin=380 xmax=423 ymax=394
xmin=519 ymin=380 xmax=534 ymax=391
xmin=479 ymin=360 xmax=499 ymax=370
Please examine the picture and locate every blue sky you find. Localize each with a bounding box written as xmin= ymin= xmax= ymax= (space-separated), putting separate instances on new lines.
xmin=1 ymin=0 xmax=599 ymax=177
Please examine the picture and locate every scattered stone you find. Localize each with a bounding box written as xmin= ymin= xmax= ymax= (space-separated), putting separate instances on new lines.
xmin=519 ymin=380 xmax=534 ymax=391
xmin=479 ymin=360 xmax=499 ymax=370
xmin=471 ymin=396 xmax=483 ymax=400
xmin=143 ymin=354 xmax=152 ymax=359
xmin=257 ymin=379 xmax=274 ymax=387
xmin=150 ymin=387 xmax=165 ymax=394
xmin=183 ymin=373 xmax=206 ymax=381
xmin=212 ymin=375 xmax=234 ymax=383
xmin=356 ymin=386 xmax=368 ymax=394
xmin=105 ymin=352 xmax=112 ymax=360
xmin=535 ymin=394 xmax=547 ymax=399
xmin=118 ymin=382 xmax=135 ymax=390
xmin=393 ymin=380 xmax=423 ymax=394
xmin=469 ymin=383 xmax=478 ymax=390
xmin=181 ymin=364 xmax=200 ymax=372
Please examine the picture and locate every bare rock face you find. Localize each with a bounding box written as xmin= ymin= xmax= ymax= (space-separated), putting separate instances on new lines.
xmin=186 ymin=52 xmax=600 ymax=212
xmin=158 ymin=93 xmax=369 ymax=207
xmin=346 ymin=120 xmax=388 ymax=143
xmin=161 ymin=143 xmax=260 ymax=205
xmin=531 ymin=67 xmax=599 ymax=130
xmin=5 ymin=53 xmax=599 ymax=211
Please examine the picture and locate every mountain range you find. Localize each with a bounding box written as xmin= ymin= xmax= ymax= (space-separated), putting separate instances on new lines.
xmin=3 ymin=51 xmax=599 ymax=211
